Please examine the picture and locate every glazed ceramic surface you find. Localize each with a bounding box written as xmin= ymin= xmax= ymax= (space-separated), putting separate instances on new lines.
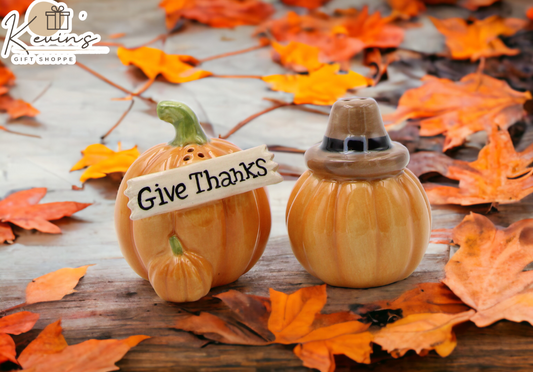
xmin=286 ymin=97 xmax=431 ymax=288
xmin=115 ymin=101 xmax=271 ymax=302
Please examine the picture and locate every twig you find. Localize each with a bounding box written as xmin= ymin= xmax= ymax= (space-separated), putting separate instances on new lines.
xmin=95 ymin=41 xmax=124 ymax=47
xmin=263 ymin=98 xmax=329 ymax=116
xmin=134 ymin=33 xmax=169 ymax=48
xmin=219 ymin=102 xmax=290 ymax=139
xmin=474 ymin=57 xmax=486 ymax=91
xmin=1 ymin=302 xmax=27 ymax=313
xmin=212 ymin=75 xmax=263 ymax=79
xmin=200 ymin=42 xmax=269 ymax=63
xmin=75 ymin=62 xmax=154 ymax=104
xmin=31 ymin=81 xmax=52 ymax=104
xmin=134 ymin=78 xmax=156 ymax=96
xmin=100 ymin=100 xmax=135 ymax=141
xmin=267 ymin=145 xmax=305 ymax=154
xmin=0 ymin=126 xmax=41 ymax=138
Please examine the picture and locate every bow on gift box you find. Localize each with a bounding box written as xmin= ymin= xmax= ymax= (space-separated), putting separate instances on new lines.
xmin=46 ymin=5 xmax=70 ymax=31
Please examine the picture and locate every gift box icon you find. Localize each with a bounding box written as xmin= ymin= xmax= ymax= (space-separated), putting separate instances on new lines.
xmin=46 ymin=5 xmax=70 ymax=31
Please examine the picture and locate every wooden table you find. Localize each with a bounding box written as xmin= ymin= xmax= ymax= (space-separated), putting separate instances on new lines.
xmin=2 ymin=0 xmax=533 ymax=370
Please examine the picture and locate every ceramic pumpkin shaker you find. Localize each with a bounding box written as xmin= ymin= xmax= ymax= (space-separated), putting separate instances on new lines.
xmin=115 ymin=101 xmax=272 ymax=302
xmin=286 ymin=97 xmax=431 ymax=288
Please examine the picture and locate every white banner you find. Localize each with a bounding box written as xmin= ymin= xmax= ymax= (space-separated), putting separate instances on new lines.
xmin=124 ymin=145 xmax=283 ymax=220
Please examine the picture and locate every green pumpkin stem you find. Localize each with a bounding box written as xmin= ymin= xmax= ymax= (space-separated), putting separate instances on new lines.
xmin=169 ymin=235 xmax=184 ymax=256
xmin=157 ymin=100 xmax=209 ymax=147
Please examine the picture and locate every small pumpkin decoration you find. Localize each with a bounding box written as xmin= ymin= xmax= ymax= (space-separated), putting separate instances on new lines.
xmin=286 ymin=97 xmax=431 ymax=288
xmin=115 ymin=101 xmax=272 ymax=302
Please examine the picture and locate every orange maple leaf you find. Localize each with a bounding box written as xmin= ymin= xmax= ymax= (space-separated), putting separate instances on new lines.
xmin=25 ymin=265 xmax=94 ymax=305
xmin=281 ymin=0 xmax=330 ymax=9
xmin=374 ymin=311 xmax=475 ymax=358
xmin=383 ymin=73 xmax=531 ymax=151
xmin=18 ymin=320 xmax=149 ymax=371
xmin=271 ymin=41 xmax=325 ymax=73
xmin=159 ymin=0 xmax=274 ymax=29
xmin=408 ymin=128 xmax=533 ymax=206
xmin=258 ymin=6 xmax=404 ymax=66
xmin=0 ymin=312 xmax=39 ymax=365
xmin=70 ymin=142 xmax=140 ymax=183
xmin=443 ymin=214 xmax=533 ymax=327
xmin=0 ymin=62 xmax=39 ymax=119
xmin=430 ymin=16 xmax=526 ymax=61
xmin=262 ymin=64 xmax=370 ymax=105
xmin=0 ymin=0 xmax=33 ymax=17
xmin=0 ymin=188 xmax=91 ymax=244
xmin=388 ymin=0 xmax=426 ymax=20
xmin=528 ymin=7 xmax=533 ymax=21
xmin=117 ymin=46 xmax=212 ymax=84
xmin=353 ymin=282 xmax=470 ymax=321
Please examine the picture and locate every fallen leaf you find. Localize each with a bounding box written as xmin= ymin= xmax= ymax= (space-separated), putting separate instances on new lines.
xmin=18 ymin=319 xmax=149 ymax=371
xmin=443 ymin=213 xmax=533 ymax=327
xmin=294 ymin=332 xmax=373 ymax=372
xmin=528 ymin=7 xmax=533 ymax=21
xmin=262 ymin=64 xmax=370 ymax=105
xmin=388 ymin=0 xmax=426 ymax=20
xmin=374 ymin=310 xmax=475 ymax=358
xmin=0 ymin=312 xmax=39 ymax=335
xmin=70 ymin=142 xmax=140 ymax=183
xmin=430 ymin=16 xmax=526 ymax=61
xmin=383 ymin=73 xmax=531 ymax=151
xmin=422 ymin=0 xmax=500 ymax=10
xmin=271 ymin=41 xmax=324 ymax=72
xmin=0 ymin=95 xmax=40 ymax=119
xmin=281 ymin=0 xmax=330 ymax=9
xmin=258 ymin=7 xmax=404 ymax=66
xmin=0 ymin=188 xmax=91 ymax=243
xmin=409 ymin=129 xmax=533 ymax=205
xmin=25 ymin=265 xmax=94 ymax=305
xmin=174 ymin=291 xmax=274 ymax=345
xmin=363 ymin=48 xmax=396 ymax=84
xmin=0 ymin=333 xmax=17 ymax=365
xmin=0 ymin=0 xmax=33 ymax=17
xmin=352 ymin=283 xmax=469 ymax=325
xmin=117 ymin=47 xmax=212 ymax=84
xmin=160 ymin=0 xmax=274 ymax=29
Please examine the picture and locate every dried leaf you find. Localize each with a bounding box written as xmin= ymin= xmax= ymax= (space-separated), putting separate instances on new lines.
xmin=262 ymin=64 xmax=370 ymax=105
xmin=0 ymin=0 xmax=33 ymax=17
xmin=388 ymin=0 xmax=426 ymax=20
xmin=443 ymin=213 xmax=533 ymax=327
xmin=409 ymin=129 xmax=533 ymax=205
xmin=117 ymin=47 xmax=212 ymax=84
xmin=0 ymin=95 xmax=39 ymax=119
xmin=0 ymin=188 xmax=92 ymax=243
xmin=18 ymin=320 xmax=149 ymax=371
xmin=383 ymin=73 xmax=531 ymax=151
xmin=374 ymin=310 xmax=475 ymax=358
xmin=281 ymin=0 xmax=330 ymax=9
xmin=174 ymin=291 xmax=274 ymax=345
xmin=258 ymin=7 xmax=404 ymax=66
xmin=294 ymin=332 xmax=373 ymax=372
xmin=352 ymin=283 xmax=469 ymax=323
xmin=528 ymin=7 xmax=533 ymax=21
xmin=71 ymin=143 xmax=140 ymax=183
xmin=271 ymin=41 xmax=324 ymax=73
xmin=0 ymin=312 xmax=39 ymax=335
xmin=430 ymin=16 xmax=526 ymax=61
xmin=160 ymin=0 xmax=274 ymax=29
xmin=0 ymin=333 xmax=17 ymax=365
xmin=268 ymin=285 xmax=367 ymax=344
xmin=26 ymin=265 xmax=94 ymax=305
xmin=363 ymin=48 xmax=396 ymax=84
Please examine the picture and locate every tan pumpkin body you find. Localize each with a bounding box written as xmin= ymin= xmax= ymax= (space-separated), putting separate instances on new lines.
xmin=115 ymin=139 xmax=271 ymax=302
xmin=286 ymin=168 xmax=431 ymax=288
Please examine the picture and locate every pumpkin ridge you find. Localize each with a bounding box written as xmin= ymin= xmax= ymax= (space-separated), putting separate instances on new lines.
xmin=395 ymin=172 xmax=416 ymax=281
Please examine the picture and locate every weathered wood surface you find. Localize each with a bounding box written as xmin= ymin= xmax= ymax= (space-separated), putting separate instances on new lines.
xmin=1 ymin=0 xmax=533 ymax=370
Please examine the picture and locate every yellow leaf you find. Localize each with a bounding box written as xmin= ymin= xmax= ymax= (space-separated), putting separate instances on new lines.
xmin=71 ymin=143 xmax=140 ymax=183
xmin=271 ymin=41 xmax=324 ymax=72
xmin=262 ymin=64 xmax=370 ymax=105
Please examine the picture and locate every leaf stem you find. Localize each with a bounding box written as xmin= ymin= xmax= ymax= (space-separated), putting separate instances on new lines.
xmin=0 ymin=126 xmax=41 ymax=138
xmin=200 ymin=42 xmax=268 ymax=63
xmin=1 ymin=302 xmax=27 ymax=313
xmin=101 ymin=100 xmax=135 ymax=141
xmin=219 ymin=102 xmax=290 ymax=139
